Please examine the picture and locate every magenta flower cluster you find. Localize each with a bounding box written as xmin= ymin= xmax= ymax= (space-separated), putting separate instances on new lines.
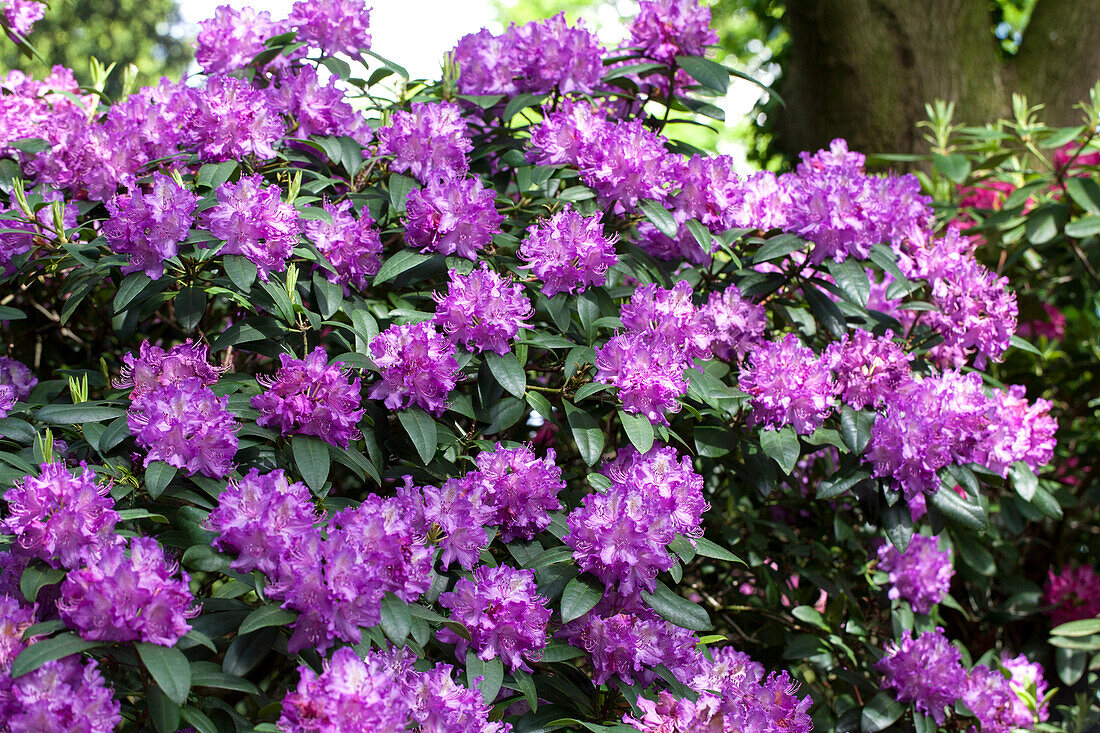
xmin=1043 ymin=564 xmax=1100 ymax=625
xmin=827 ymin=328 xmax=912 ymax=410
xmin=277 ymin=65 xmax=368 ymax=141
xmin=519 ymin=206 xmax=618 ymax=297
xmin=116 ymin=339 xmax=223 ymax=399
xmin=628 ymin=0 xmax=718 ymax=64
xmin=103 ymin=172 xmax=198 ymax=279
xmin=368 ymin=321 xmax=461 ymax=416
xmin=0 ymin=356 xmax=34 ymax=420
xmin=203 ymin=174 xmax=302 ymax=281
xmin=195 ymin=6 xmax=292 ymax=74
xmin=303 ymin=198 xmax=383 ymax=290
xmin=433 ymin=264 xmax=533 ymax=355
xmin=288 ymin=0 xmax=371 ymax=57
xmin=404 ymin=175 xmax=503 ymax=259
xmin=701 ymin=285 xmax=766 ymax=362
xmin=471 ymin=443 xmax=565 ymax=542
xmin=875 ymin=627 xmax=967 ymax=724
xmin=253 ymin=347 xmax=364 ymax=448
xmin=740 ymin=333 xmax=838 ymax=435
xmin=377 ymin=101 xmax=472 ymax=183
xmin=876 ymin=534 xmax=954 ymax=614
xmin=2 ymin=0 xmax=46 ymax=36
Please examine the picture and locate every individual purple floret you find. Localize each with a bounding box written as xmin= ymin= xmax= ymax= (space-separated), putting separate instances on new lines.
xmin=303 ymin=198 xmax=382 ymax=290
xmin=1 ymin=656 xmax=121 ymax=733
xmin=203 ymin=174 xmax=302 ymax=281
xmin=739 ymin=333 xmax=838 ymax=435
xmin=865 ymin=370 xmax=990 ymax=499
xmin=963 ymin=663 xmax=1036 ymax=733
xmin=471 ymin=443 xmax=564 ymax=542
xmin=189 ymin=75 xmax=285 ymax=162
xmin=975 ymin=385 xmax=1057 ymax=477
xmin=417 ymin=475 xmax=494 ymax=571
xmin=0 ymin=356 xmax=36 ymax=401
xmin=252 ymin=347 xmax=364 ymax=449
xmin=377 ymin=101 xmax=472 ymax=183
xmin=103 ymin=172 xmax=198 ymax=279
xmin=519 ymin=206 xmax=617 ymax=297
xmin=701 ymin=285 xmax=766 ymax=362
xmin=877 ymin=534 xmax=954 ymax=614
xmin=3 ymin=462 xmax=118 ymax=569
xmin=207 ymin=468 xmax=322 ymax=576
xmin=827 ymin=329 xmax=913 ymax=410
xmin=403 ymin=176 xmax=503 ymax=260
xmin=278 ymin=65 xmax=367 ymax=141
xmin=432 ymin=264 xmax=533 ymax=355
xmin=439 ymin=564 xmax=551 ymax=672
xmin=629 ymin=0 xmax=718 ymax=64
xmin=875 ymin=627 xmax=967 ymax=725
xmin=116 ymin=339 xmax=223 ymax=399
xmin=59 ymin=536 xmax=195 ymax=646
xmin=289 ymin=0 xmax=371 ymax=56
xmin=368 ymin=321 xmax=461 ymax=416
xmin=195 ymin=5 xmax=293 ymax=74
xmin=566 ymin=444 xmax=707 ymax=595
xmin=2 ymin=0 xmax=45 ymax=36
xmin=127 ymin=379 xmax=239 ymax=478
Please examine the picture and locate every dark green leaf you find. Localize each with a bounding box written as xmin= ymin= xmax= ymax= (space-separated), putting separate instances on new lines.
xmin=642 ymin=582 xmax=711 ymax=631
xmin=638 ymin=199 xmax=678 ymax=239
xmin=197 ymin=161 xmax=237 ymax=190
xmin=1051 ymin=618 xmax=1100 ymax=637
xmin=292 ymin=435 xmax=331 ymax=492
xmin=374 ymin=249 xmax=430 ymax=284
xmin=137 ymin=642 xmax=192 ymax=706
xmin=380 ymin=592 xmax=412 ymax=645
xmin=37 ymin=403 xmax=125 ymax=424
xmin=563 ymin=400 xmax=604 ymax=467
xmin=238 ymin=603 xmax=298 ymax=636
xmin=398 ymin=407 xmax=437 ymax=464
xmin=803 ymin=283 xmax=846 ymax=336
xmin=618 ymin=410 xmax=654 ymax=453
xmin=21 ymin=565 xmax=65 ymax=604
xmin=145 ymin=461 xmax=177 ymax=499
xmin=759 ymin=427 xmax=799 ymax=474
xmin=827 ymin=259 xmax=871 ymax=307
xmin=693 ymin=537 xmax=742 ymax=563
xmin=114 ymin=271 xmax=153 ymax=313
xmin=1065 ymin=215 xmax=1100 ymax=238
xmin=223 ymin=628 xmax=276 ymax=677
xmin=1054 ymin=646 xmax=1086 ymax=686
xmin=12 ymin=633 xmax=105 ymax=678
xmin=861 ymin=691 xmax=904 ymax=732
xmin=840 ymin=406 xmax=875 ymax=453
xmin=754 ymin=233 xmax=804 ymax=263
xmin=882 ymin=501 xmax=913 ymax=553
xmin=0 ymin=305 xmax=25 ymax=320
xmin=560 ymin=577 xmax=603 ymax=624
xmin=223 ymin=255 xmax=257 ymax=291
xmin=388 ymin=173 xmax=418 ymax=213
xmin=674 ymin=55 xmax=729 ymax=93
xmin=487 ymin=352 xmax=526 ymax=398
xmin=180 ymin=707 xmax=218 ymax=733
xmin=466 ymin=651 xmax=503 ymax=705
xmin=1010 ymin=461 xmax=1038 ymax=501
xmin=149 ymin=687 xmax=181 ymax=733
xmin=929 ymin=488 xmax=988 ymax=531
xmin=1065 ymin=176 xmax=1100 ymax=215
xmin=175 ymin=287 xmax=206 ymax=331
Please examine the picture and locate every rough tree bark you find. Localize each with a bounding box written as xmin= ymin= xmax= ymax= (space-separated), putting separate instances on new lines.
xmin=772 ymin=0 xmax=1100 ymax=160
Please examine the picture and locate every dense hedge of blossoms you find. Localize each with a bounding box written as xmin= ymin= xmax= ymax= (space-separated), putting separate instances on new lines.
xmin=0 ymin=0 xmax=1091 ymax=730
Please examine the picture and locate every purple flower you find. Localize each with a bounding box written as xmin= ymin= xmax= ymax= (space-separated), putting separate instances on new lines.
xmin=1 ymin=656 xmax=121 ymax=732
xmin=1002 ymin=653 xmax=1050 ymax=723
xmin=432 ymin=264 xmax=532 ymax=355
xmin=526 ymin=99 xmax=608 ymax=167
xmin=403 ymin=176 xmax=503 ymax=260
xmin=103 ymin=172 xmax=198 ymax=279
xmin=115 ymin=339 xmax=223 ymax=400
xmin=0 ymin=593 xmax=35 ymax=669
xmin=629 ymin=0 xmax=718 ymax=64
xmin=377 ymin=101 xmax=472 ymax=183
xmin=203 ymin=174 xmax=302 ymax=281
xmin=0 ymin=385 xmax=13 ymax=419
xmin=0 ymin=356 xmax=36 ymax=401
xmin=289 ymin=0 xmax=371 ymax=56
xmin=439 ymin=564 xmax=551 ymax=671
xmin=417 ymin=475 xmax=494 ymax=571
xmin=409 ymin=662 xmax=512 ymax=732
xmin=471 ymin=443 xmax=564 ymax=542
xmin=1043 ymin=564 xmax=1100 ymax=626
xmin=684 ymin=648 xmax=814 ymax=732
xmin=875 ymin=627 xmax=967 ymax=724
xmin=252 ymin=347 xmax=364 ymax=449
xmin=277 ymin=65 xmax=368 ymax=141
xmin=3 ymin=462 xmax=118 ymax=569
xmin=740 ymin=333 xmax=838 ymax=434
xmin=59 ymin=536 xmax=196 ymax=646
xmin=189 ymin=75 xmax=285 ymax=162
xmin=877 ymin=534 xmax=954 ymax=614
xmin=975 ymin=385 xmax=1057 ymax=477
xmin=624 ymin=691 xmax=724 ymax=733
xmin=701 ymin=285 xmax=766 ymax=361
xmin=195 ymin=5 xmax=294 ymax=74
xmin=2 ymin=0 xmax=45 ymax=36
xmin=0 ymin=187 xmax=76 ymax=274
xmin=304 ymin=198 xmax=382 ymax=290
xmin=519 ymin=206 xmax=617 ymax=297
xmin=827 ymin=329 xmax=913 ymax=410
xmin=207 ymin=468 xmax=322 ymax=576
xmin=865 ymin=371 xmax=990 ymax=499
xmin=963 ymin=663 xmax=1035 ymax=733
xmin=566 ymin=444 xmax=707 ymax=595
xmin=368 ymin=321 xmax=461 ymax=416
xmin=127 ymin=378 xmax=239 ymax=478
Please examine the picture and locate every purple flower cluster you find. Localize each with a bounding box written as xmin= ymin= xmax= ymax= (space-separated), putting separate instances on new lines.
xmin=877 ymin=534 xmax=954 ymax=614
xmin=377 ymin=102 xmax=472 ymax=183
xmin=304 ymin=198 xmax=383 ymax=289
xmin=596 ymin=281 xmax=713 ymax=424
xmin=289 ymin=0 xmax=371 ymax=56
xmin=3 ymin=462 xmax=118 ymax=569
xmin=0 ymin=356 xmax=35 ymax=401
xmin=1 ymin=652 xmax=121 ymax=732
xmin=472 ymin=443 xmax=564 ymax=541
xmin=566 ymin=444 xmax=707 ymax=595
xmin=0 ymin=385 xmax=13 ymax=419
xmin=127 ymin=378 xmax=239 ymax=478
xmin=203 ymin=174 xmax=302 ymax=281
xmin=628 ymin=0 xmax=718 ymax=64
xmin=433 ymin=264 xmax=532 ymax=355
xmin=116 ymin=339 xmax=223 ymax=399
xmin=59 ymin=536 xmax=195 ymax=646
xmin=2 ymin=0 xmax=45 ymax=36
xmin=875 ymin=628 xmax=967 ymax=724
xmin=416 ymin=475 xmax=494 ymax=571
xmin=739 ymin=333 xmax=838 ymax=434
xmin=701 ymin=285 xmax=766 ymax=362
xmin=519 ymin=206 xmax=618 ymax=297
xmin=190 ymin=75 xmax=286 ymax=163
xmin=1044 ymin=564 xmax=1100 ymax=625
xmin=963 ymin=662 xmax=1038 ymax=733
xmin=253 ymin=347 xmax=364 ymax=448
xmin=103 ymin=172 xmax=198 ymax=279
xmin=453 ymin=14 xmax=603 ymax=96
xmin=277 ymin=65 xmax=367 ymax=141
xmin=439 ymin=564 xmax=551 ymax=671
xmin=279 ymin=646 xmax=509 ymax=733
xmin=828 ymin=329 xmax=912 ymax=409
xmin=195 ymin=6 xmax=292 ymax=74
xmin=1002 ymin=653 xmax=1050 ymax=724
xmin=404 ymin=176 xmax=503 ymax=259
xmin=624 ymin=691 xmax=724 ymax=732
xmin=976 ymin=385 xmax=1057 ymax=477
xmin=368 ymin=321 xmax=461 ymax=416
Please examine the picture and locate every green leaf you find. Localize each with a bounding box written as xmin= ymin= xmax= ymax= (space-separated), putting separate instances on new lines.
xmin=933 ymin=153 xmax=970 ymax=184
xmin=292 ymin=435 xmax=331 ymax=492
xmin=1054 ymin=646 xmax=1086 ymax=686
xmin=1065 ymin=215 xmax=1100 ymax=238
xmin=827 ymin=258 xmax=871 ymax=307
xmin=1010 ymin=461 xmax=1038 ymax=501
xmin=137 ymin=642 xmax=192 ymax=706
xmin=197 ymin=160 xmax=237 ymax=190
xmin=674 ymin=55 xmax=729 ymax=94
xmin=693 ymin=536 xmax=742 ymax=563
xmin=861 ymin=691 xmax=904 ymax=732
xmin=145 ymin=461 xmax=177 ymax=499
xmin=1051 ymin=618 xmax=1100 ymax=637
xmin=388 ymin=173 xmax=418 ymax=213
xmin=1065 ymin=176 xmax=1100 ymax=215
xmin=560 ymin=577 xmax=604 ymax=624
xmin=149 ymin=687 xmax=181 ymax=733
xmin=486 ymin=352 xmax=526 ymax=398
xmin=20 ymin=565 xmax=65 ymax=604
xmin=1009 ymin=334 xmax=1042 ymax=356
xmin=1025 ymin=204 xmax=1065 ymax=245
xmin=929 ymin=487 xmax=988 ymax=531
xmin=466 ymin=651 xmax=503 ymax=705
xmin=642 ymin=582 xmax=711 ymax=631
xmin=754 ymin=233 xmax=805 ymax=263
xmin=238 ymin=603 xmax=298 ymax=636
xmin=882 ymin=501 xmax=913 ymax=553
xmin=759 ymin=427 xmax=799 ymax=474
xmin=618 ymin=410 xmax=655 ymax=453
xmin=11 ymin=633 xmax=105 ymax=678
xmin=180 ymin=707 xmax=218 ymax=733
xmin=511 ymin=669 xmax=539 ymax=712
xmin=803 ymin=283 xmax=846 ymax=336
xmin=563 ymin=400 xmax=604 ymax=467
xmin=223 ymin=628 xmax=276 ymax=677
xmin=791 ymin=605 xmax=829 ymax=630
xmin=840 ymin=406 xmax=875 ymax=453
xmin=37 ymin=403 xmax=124 ymax=424
xmin=190 ymin=662 xmax=262 ymax=695
xmin=374 ymin=249 xmax=431 ymax=284
xmin=175 ymin=287 xmax=207 ymax=331
xmin=638 ymin=199 xmax=678 ymax=239
xmin=223 ymin=255 xmax=257 ymax=291
xmin=114 ymin=271 xmax=154 ymax=313
xmin=380 ymin=592 xmax=412 ymax=645
xmin=0 ymin=305 xmax=25 ymax=320
xmin=398 ymin=407 xmax=437 ymax=464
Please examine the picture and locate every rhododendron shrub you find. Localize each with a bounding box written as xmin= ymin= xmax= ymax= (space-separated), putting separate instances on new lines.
xmin=0 ymin=1 xmax=1089 ymax=731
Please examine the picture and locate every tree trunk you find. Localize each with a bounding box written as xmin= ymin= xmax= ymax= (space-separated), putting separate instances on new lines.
xmin=772 ymin=0 xmax=1100 ymax=161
